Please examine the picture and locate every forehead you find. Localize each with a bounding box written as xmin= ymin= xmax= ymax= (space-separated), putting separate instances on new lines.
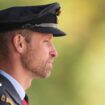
xmin=31 ymin=32 xmax=53 ymax=40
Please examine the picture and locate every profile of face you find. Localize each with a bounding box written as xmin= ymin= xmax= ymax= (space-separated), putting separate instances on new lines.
xmin=21 ymin=32 xmax=58 ymax=79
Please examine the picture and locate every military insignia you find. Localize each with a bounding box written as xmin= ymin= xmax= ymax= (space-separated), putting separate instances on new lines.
xmin=1 ymin=94 xmax=6 ymax=102
xmin=6 ymin=97 xmax=14 ymax=105
xmin=0 ymin=94 xmax=14 ymax=105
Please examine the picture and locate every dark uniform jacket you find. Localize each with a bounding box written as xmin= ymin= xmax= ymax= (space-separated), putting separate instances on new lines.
xmin=0 ymin=74 xmax=23 ymax=105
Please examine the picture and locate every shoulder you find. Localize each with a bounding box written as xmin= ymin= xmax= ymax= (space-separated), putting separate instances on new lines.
xmin=0 ymin=83 xmax=14 ymax=105
xmin=0 ymin=75 xmax=23 ymax=105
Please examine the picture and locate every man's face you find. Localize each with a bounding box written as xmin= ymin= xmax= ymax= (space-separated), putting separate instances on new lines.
xmin=21 ymin=32 xmax=58 ymax=78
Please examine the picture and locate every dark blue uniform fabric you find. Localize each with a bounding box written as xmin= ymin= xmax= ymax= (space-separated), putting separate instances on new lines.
xmin=0 ymin=74 xmax=23 ymax=105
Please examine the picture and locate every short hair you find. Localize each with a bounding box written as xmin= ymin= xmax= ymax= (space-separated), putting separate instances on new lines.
xmin=0 ymin=29 xmax=33 ymax=59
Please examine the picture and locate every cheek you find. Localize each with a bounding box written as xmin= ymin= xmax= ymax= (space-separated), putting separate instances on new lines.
xmin=37 ymin=45 xmax=50 ymax=57
xmin=32 ymin=47 xmax=49 ymax=62
xmin=26 ymin=43 xmax=50 ymax=65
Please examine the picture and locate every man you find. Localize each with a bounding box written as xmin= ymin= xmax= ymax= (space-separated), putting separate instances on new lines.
xmin=0 ymin=2 xmax=66 ymax=105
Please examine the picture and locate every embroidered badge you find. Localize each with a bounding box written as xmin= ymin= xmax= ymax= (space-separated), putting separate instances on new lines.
xmin=6 ymin=97 xmax=14 ymax=105
xmin=1 ymin=94 xmax=6 ymax=102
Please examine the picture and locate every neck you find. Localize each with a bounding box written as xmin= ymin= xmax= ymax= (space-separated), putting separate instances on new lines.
xmin=0 ymin=60 xmax=33 ymax=90
xmin=10 ymin=69 xmax=33 ymax=90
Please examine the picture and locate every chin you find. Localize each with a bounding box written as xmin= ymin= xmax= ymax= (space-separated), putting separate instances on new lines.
xmin=45 ymin=72 xmax=51 ymax=78
xmin=41 ymin=70 xmax=51 ymax=78
xmin=33 ymin=70 xmax=52 ymax=79
xmin=41 ymin=64 xmax=52 ymax=78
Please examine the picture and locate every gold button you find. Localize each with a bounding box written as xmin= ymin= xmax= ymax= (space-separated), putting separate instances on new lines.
xmin=0 ymin=83 xmax=2 ymax=87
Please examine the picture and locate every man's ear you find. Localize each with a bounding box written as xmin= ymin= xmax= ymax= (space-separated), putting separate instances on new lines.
xmin=12 ymin=34 xmax=26 ymax=53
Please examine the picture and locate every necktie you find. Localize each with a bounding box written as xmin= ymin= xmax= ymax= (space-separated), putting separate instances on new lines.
xmin=22 ymin=99 xmax=28 ymax=105
xmin=22 ymin=95 xmax=29 ymax=105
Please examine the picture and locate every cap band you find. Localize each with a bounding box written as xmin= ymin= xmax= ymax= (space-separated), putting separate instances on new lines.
xmin=22 ymin=23 xmax=58 ymax=29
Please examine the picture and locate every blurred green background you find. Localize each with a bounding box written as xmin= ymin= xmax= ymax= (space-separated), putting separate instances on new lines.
xmin=1 ymin=0 xmax=105 ymax=105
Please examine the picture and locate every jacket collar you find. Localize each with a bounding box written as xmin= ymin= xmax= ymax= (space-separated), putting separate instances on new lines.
xmin=0 ymin=74 xmax=23 ymax=105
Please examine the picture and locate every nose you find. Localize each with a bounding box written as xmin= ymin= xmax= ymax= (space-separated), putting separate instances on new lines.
xmin=50 ymin=46 xmax=58 ymax=58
